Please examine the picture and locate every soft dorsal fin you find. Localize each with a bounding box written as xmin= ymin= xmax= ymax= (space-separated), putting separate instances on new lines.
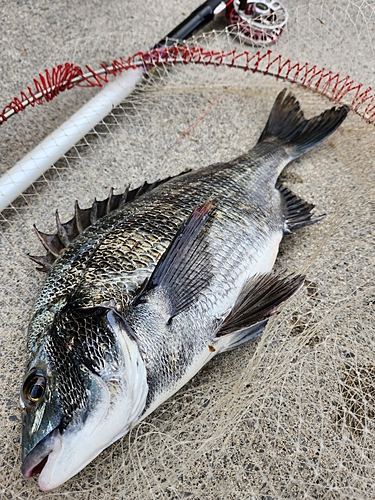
xmin=135 ymin=199 xmax=219 ymax=321
xmin=28 ymin=171 xmax=191 ymax=272
xmin=217 ymin=272 xmax=304 ymax=339
xmin=277 ymin=183 xmax=326 ymax=234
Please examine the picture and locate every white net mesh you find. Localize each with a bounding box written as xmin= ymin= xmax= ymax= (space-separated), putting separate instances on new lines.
xmin=0 ymin=0 xmax=374 ymax=498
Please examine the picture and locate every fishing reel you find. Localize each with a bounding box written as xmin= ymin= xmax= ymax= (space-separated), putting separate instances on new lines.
xmin=226 ymin=0 xmax=288 ymax=45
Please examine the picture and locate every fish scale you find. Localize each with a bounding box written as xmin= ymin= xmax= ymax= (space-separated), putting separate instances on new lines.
xmin=31 ymin=160 xmax=265 ymax=317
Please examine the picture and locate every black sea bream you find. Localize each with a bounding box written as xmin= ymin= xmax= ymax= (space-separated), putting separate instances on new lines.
xmin=20 ymin=90 xmax=348 ymax=490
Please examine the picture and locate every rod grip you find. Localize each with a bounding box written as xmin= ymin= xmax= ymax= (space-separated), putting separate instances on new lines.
xmin=156 ymin=0 xmax=225 ymax=47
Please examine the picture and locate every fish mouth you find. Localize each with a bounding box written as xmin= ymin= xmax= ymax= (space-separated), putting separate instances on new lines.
xmin=21 ymin=428 xmax=62 ymax=487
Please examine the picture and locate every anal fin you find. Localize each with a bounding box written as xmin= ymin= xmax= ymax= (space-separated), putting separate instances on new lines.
xmin=277 ymin=183 xmax=326 ymax=234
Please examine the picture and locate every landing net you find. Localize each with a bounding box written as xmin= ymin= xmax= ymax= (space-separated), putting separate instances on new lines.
xmin=0 ymin=1 xmax=374 ymax=498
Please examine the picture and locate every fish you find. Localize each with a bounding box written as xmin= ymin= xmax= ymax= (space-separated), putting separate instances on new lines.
xmin=20 ymin=90 xmax=348 ymax=491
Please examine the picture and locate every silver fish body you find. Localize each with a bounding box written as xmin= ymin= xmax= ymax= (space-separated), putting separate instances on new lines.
xmin=20 ymin=90 xmax=348 ymax=490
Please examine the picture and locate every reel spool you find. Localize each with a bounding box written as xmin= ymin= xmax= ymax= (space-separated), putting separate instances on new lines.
xmin=226 ymin=0 xmax=288 ymax=45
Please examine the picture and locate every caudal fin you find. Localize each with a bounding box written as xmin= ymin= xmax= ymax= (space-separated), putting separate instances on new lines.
xmin=258 ymin=89 xmax=349 ymax=158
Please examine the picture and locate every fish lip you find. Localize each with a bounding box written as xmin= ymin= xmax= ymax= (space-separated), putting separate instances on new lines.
xmin=21 ymin=427 xmax=61 ymax=482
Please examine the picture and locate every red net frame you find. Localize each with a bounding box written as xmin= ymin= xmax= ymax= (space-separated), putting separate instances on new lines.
xmin=1 ymin=45 xmax=374 ymax=127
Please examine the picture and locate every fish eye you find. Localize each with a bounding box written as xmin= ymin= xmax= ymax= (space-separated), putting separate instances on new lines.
xmin=22 ymin=370 xmax=46 ymax=403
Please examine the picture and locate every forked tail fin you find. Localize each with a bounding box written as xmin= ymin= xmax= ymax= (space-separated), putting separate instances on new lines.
xmin=258 ymin=89 xmax=349 ymax=158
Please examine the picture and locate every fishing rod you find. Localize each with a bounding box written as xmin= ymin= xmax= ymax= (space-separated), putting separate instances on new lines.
xmin=0 ymin=0 xmax=288 ymax=212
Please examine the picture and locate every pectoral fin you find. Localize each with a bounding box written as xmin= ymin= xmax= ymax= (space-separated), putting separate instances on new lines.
xmin=135 ymin=199 xmax=219 ymax=321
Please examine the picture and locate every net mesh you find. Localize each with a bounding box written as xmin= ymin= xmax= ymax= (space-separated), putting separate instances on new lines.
xmin=0 ymin=1 xmax=374 ymax=498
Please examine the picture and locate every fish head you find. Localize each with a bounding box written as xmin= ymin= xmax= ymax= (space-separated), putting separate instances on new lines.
xmin=20 ymin=307 xmax=148 ymax=491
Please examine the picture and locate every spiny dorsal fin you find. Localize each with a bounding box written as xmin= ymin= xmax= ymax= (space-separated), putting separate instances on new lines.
xmin=217 ymin=272 xmax=304 ymax=337
xmin=28 ymin=252 xmax=56 ymax=273
xmin=28 ymin=190 xmax=128 ymax=272
xmin=28 ymin=171 xmax=191 ymax=273
xmin=135 ymin=199 xmax=220 ymax=321
xmin=33 ymin=224 xmax=65 ymax=258
xmin=277 ymin=183 xmax=326 ymax=233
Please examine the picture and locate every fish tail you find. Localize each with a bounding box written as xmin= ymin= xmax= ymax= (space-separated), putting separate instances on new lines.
xmin=258 ymin=89 xmax=349 ymax=158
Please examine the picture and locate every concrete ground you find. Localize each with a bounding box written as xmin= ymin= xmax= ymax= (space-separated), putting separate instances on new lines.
xmin=0 ymin=1 xmax=374 ymax=498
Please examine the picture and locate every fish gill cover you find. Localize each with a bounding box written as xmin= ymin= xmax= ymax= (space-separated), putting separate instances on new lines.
xmin=0 ymin=0 xmax=374 ymax=498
